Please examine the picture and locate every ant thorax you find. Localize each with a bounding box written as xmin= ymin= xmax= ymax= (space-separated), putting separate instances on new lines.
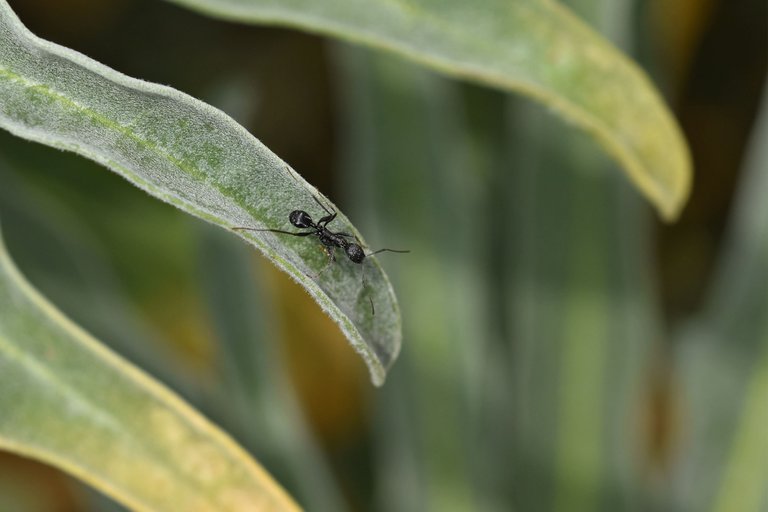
xmin=318 ymin=231 xmax=344 ymax=248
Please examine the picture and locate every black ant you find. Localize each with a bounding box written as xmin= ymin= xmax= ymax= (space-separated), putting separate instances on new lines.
xmin=233 ymin=172 xmax=408 ymax=314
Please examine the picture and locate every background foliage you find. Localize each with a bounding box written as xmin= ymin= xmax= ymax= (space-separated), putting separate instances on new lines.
xmin=0 ymin=0 xmax=765 ymax=511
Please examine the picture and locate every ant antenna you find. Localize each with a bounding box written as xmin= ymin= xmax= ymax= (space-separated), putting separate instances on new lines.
xmin=368 ymin=248 xmax=410 ymax=256
xmin=362 ymin=247 xmax=410 ymax=315
xmin=283 ymin=164 xmax=336 ymax=216
xmin=360 ymin=265 xmax=374 ymax=315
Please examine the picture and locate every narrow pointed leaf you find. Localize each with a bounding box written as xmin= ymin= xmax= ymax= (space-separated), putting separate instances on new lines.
xmin=0 ymin=227 xmax=299 ymax=511
xmin=0 ymin=0 xmax=400 ymax=385
xmin=163 ymin=0 xmax=691 ymax=219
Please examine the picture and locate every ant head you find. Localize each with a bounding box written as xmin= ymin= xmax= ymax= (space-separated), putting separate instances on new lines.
xmin=345 ymin=243 xmax=365 ymax=264
xmin=289 ymin=210 xmax=313 ymax=228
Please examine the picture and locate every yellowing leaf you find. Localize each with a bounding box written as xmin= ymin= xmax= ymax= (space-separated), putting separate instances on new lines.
xmin=166 ymin=0 xmax=692 ymax=219
xmin=0 ymin=230 xmax=299 ymax=511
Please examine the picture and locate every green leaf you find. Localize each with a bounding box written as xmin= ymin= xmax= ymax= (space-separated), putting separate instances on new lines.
xmin=198 ymin=226 xmax=347 ymax=510
xmin=162 ymin=0 xmax=691 ymax=220
xmin=0 ymin=0 xmax=402 ymax=385
xmin=673 ymin=82 xmax=768 ymax=512
xmin=336 ymin=43 xmax=662 ymax=509
xmin=0 ymin=226 xmax=299 ymax=511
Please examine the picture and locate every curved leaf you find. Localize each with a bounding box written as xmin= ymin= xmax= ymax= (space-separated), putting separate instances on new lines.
xmin=0 ymin=0 xmax=401 ymax=385
xmin=0 ymin=226 xmax=299 ymax=511
xmin=164 ymin=0 xmax=691 ymax=219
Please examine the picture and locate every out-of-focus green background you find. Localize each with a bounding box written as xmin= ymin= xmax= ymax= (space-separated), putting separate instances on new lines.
xmin=0 ymin=0 xmax=765 ymax=511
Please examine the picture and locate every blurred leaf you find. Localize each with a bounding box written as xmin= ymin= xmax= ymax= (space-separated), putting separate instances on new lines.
xmin=673 ymin=82 xmax=768 ymax=512
xmin=198 ymin=226 xmax=347 ymax=511
xmin=499 ymin=3 xmax=665 ymax=510
xmin=337 ymin=42 xmax=662 ymax=511
xmin=0 ymin=151 xmax=200 ymax=399
xmin=0 ymin=225 xmax=298 ymax=511
xmin=504 ymin=100 xmax=661 ymax=512
xmin=0 ymin=0 xmax=401 ymax=384
xmin=164 ymin=0 xmax=691 ymax=219
xmin=335 ymin=50 xmax=485 ymax=511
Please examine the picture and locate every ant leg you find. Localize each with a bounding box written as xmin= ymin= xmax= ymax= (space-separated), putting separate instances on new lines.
xmin=311 ymin=194 xmax=336 ymax=220
xmin=335 ymin=232 xmax=367 ymax=248
xmin=359 ymin=264 xmax=375 ymax=315
xmin=282 ymin=164 xmax=338 ymax=226
xmin=233 ymin=227 xmax=313 ymax=237
xmin=317 ymin=209 xmax=337 ymax=227
xmin=310 ymin=246 xmax=336 ymax=279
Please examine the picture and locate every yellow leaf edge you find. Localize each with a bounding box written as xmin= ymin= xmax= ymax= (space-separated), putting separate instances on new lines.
xmin=0 ymin=234 xmax=302 ymax=512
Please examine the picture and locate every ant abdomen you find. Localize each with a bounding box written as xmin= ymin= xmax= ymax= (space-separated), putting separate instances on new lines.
xmin=346 ymin=243 xmax=365 ymax=264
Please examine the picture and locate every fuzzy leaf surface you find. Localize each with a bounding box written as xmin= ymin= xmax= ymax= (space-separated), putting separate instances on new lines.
xmin=0 ymin=0 xmax=400 ymax=385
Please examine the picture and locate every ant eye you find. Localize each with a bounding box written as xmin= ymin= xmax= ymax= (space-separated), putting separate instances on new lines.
xmin=289 ymin=210 xmax=313 ymax=228
xmin=346 ymin=243 xmax=365 ymax=264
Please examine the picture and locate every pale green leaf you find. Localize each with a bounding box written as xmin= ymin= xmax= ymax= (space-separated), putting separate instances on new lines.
xmin=0 ymin=227 xmax=299 ymax=511
xmin=0 ymin=0 xmax=401 ymax=385
xmin=163 ymin=0 xmax=691 ymax=219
